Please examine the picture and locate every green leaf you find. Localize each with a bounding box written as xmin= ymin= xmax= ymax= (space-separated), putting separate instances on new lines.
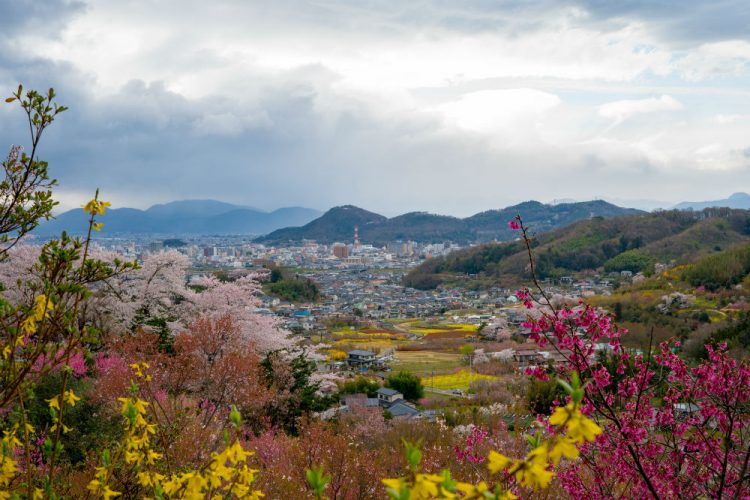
xmin=229 ymin=405 xmax=242 ymax=429
xmin=557 ymin=378 xmax=574 ymax=395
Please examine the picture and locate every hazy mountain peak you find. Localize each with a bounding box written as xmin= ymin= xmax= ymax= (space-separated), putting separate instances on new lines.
xmin=146 ymin=199 xmax=256 ymax=217
xmin=35 ymin=200 xmax=321 ymax=236
xmin=674 ymin=193 xmax=750 ymax=211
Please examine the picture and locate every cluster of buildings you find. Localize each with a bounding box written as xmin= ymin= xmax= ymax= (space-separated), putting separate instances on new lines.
xmin=84 ymin=234 xmax=463 ymax=271
xmin=83 ymin=234 xmax=633 ymax=342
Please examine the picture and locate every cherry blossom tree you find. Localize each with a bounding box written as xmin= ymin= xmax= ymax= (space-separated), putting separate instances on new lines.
xmin=94 ymin=249 xmax=191 ymax=333
xmin=182 ymin=274 xmax=291 ymax=352
xmin=94 ymin=251 xmax=291 ymax=353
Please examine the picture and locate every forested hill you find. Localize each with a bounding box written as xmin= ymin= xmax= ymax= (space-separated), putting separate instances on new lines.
xmin=256 ymin=200 xmax=642 ymax=245
xmin=404 ymin=207 xmax=750 ymax=289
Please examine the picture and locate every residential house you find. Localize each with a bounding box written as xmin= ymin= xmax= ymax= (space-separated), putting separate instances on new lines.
xmin=513 ymin=349 xmax=544 ymax=367
xmin=347 ymin=349 xmax=376 ymax=368
xmin=376 ymin=387 xmax=402 ymax=406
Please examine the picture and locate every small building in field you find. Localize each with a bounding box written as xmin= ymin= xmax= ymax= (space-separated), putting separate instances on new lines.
xmin=347 ymin=349 xmax=376 ymax=367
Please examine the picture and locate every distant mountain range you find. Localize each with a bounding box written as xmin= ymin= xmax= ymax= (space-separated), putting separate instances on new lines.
xmin=41 ymin=194 xmax=748 ymax=239
xmin=405 ymin=207 xmax=750 ymax=289
xmin=35 ymin=200 xmax=323 ymax=236
xmin=256 ymin=200 xmax=643 ymax=245
xmin=674 ymin=192 xmax=750 ymax=211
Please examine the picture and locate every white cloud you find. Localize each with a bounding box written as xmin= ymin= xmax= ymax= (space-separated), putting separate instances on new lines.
xmin=436 ymin=89 xmax=561 ymax=141
xmin=673 ymin=40 xmax=750 ymax=81
xmin=598 ymin=95 xmax=683 ymax=124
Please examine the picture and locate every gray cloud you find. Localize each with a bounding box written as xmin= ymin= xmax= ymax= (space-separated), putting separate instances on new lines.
xmin=1 ymin=0 xmax=749 ymax=217
xmin=573 ymin=0 xmax=750 ymax=45
xmin=0 ymin=0 xmax=85 ymax=37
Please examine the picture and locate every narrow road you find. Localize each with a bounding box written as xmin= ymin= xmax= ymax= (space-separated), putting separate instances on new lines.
xmin=424 ymin=387 xmax=468 ymax=397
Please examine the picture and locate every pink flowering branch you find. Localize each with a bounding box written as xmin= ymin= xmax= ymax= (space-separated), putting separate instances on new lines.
xmin=510 ymin=214 xmax=750 ymax=499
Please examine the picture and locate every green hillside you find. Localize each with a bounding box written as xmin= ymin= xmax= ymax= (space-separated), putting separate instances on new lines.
xmin=405 ymin=208 xmax=750 ymax=289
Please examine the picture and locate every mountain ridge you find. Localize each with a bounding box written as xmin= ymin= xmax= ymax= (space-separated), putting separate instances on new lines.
xmin=36 ymin=200 xmax=323 ymax=236
xmin=674 ymin=192 xmax=750 ymax=211
xmin=405 ymin=207 xmax=750 ymax=289
xmin=256 ymin=199 xmax=643 ymax=245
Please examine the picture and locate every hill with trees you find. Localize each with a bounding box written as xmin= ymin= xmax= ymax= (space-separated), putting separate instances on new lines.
xmin=263 ymin=266 xmax=321 ymax=302
xmin=405 ymin=207 xmax=750 ymax=289
xmin=256 ymin=200 xmax=642 ymax=246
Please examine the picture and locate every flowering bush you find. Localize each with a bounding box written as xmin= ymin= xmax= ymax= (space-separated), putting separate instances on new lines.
xmin=509 ymin=214 xmax=750 ymax=499
xmin=382 ymin=373 xmax=601 ymax=498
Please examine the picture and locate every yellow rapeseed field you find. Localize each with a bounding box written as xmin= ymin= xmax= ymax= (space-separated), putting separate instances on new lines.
xmin=421 ymin=369 xmax=497 ymax=390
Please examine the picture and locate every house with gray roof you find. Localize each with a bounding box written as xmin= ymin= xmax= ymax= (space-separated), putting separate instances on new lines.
xmin=347 ymin=349 xmax=376 ymax=367
xmin=387 ymin=401 xmax=420 ymax=418
xmin=376 ymin=387 xmax=402 ymax=406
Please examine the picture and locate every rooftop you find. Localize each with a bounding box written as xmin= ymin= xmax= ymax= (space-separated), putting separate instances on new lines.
xmin=348 ymin=349 xmax=375 ymax=356
xmin=376 ymin=387 xmax=401 ymax=397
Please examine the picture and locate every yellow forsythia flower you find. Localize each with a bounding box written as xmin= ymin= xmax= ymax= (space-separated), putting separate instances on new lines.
xmin=549 ymin=403 xmax=602 ymax=443
xmin=514 ymin=460 xmax=554 ymax=489
xmin=63 ymin=389 xmax=81 ymax=407
xmin=548 ymin=436 xmax=580 ymax=465
xmin=47 ymin=396 xmax=60 ymax=411
xmin=487 ymin=450 xmax=512 ymax=474
xmin=82 ymin=199 xmax=111 ymax=216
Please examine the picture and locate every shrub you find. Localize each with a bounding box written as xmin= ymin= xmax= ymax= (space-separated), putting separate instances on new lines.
xmin=385 ymin=371 xmax=424 ymax=402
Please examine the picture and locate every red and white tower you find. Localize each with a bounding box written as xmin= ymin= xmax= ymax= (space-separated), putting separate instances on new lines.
xmin=353 ymin=225 xmax=361 ymax=248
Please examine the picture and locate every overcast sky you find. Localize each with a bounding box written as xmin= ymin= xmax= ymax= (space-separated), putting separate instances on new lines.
xmin=1 ymin=0 xmax=750 ymax=216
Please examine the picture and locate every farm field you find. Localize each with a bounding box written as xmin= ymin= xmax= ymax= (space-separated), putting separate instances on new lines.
xmin=391 ymin=350 xmax=463 ymax=375
xmin=421 ymin=369 xmax=498 ymax=390
xmin=333 ymin=338 xmax=397 ymax=351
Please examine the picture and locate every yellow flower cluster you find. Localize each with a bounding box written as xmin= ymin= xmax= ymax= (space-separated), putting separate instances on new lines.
xmin=82 ymin=197 xmax=111 ymax=231
xmin=161 ymin=440 xmax=263 ymax=499
xmin=130 ymin=361 xmax=153 ymax=381
xmin=8 ymin=295 xmax=52 ymax=358
xmin=48 ymin=389 xmax=81 ymax=411
xmin=323 ymin=349 xmax=347 ymax=361
xmin=548 ymin=402 xmax=603 ymax=443
xmin=0 ymin=428 xmax=21 ymax=495
xmin=383 ymin=379 xmax=602 ymax=499
xmin=383 ymin=472 xmax=516 ymax=500
xmin=0 ymin=424 xmax=44 ymax=499
xmin=82 ymin=199 xmax=111 ymax=216
xmin=485 ymin=400 xmax=602 ymax=491
xmin=20 ymin=294 xmax=54 ymax=336
xmin=6 ymin=294 xmax=52 ymax=360
xmin=88 ymin=364 xmax=264 ymax=499
xmin=46 ymin=389 xmax=81 ymax=435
